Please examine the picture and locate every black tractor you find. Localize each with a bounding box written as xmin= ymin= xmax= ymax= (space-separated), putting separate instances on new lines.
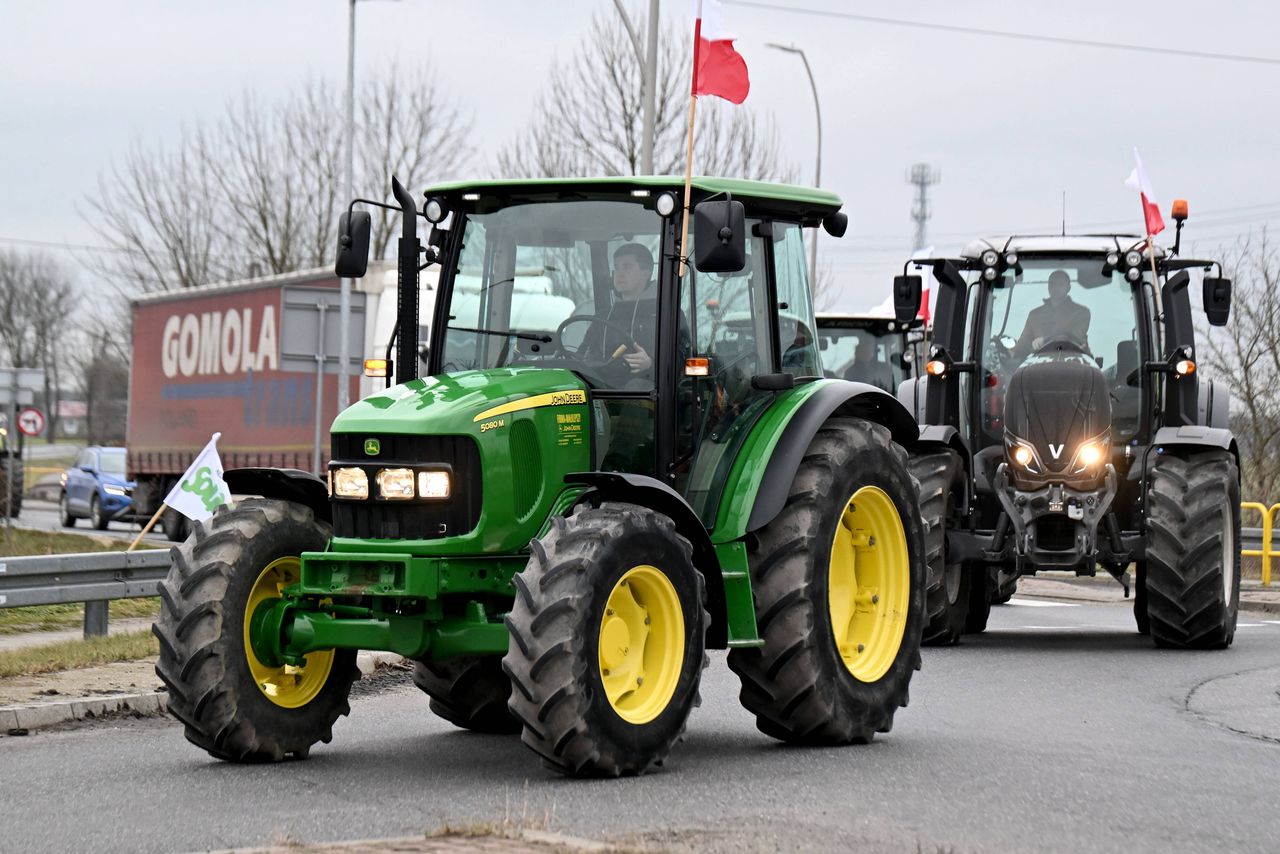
xmin=892 ymin=207 xmax=1240 ymax=649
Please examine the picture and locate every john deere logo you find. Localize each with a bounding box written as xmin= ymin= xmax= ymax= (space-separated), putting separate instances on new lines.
xmin=364 ymin=439 xmax=380 ymax=456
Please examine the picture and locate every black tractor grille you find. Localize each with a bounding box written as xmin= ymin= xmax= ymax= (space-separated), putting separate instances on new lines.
xmin=329 ymin=434 xmax=482 ymax=540
xmin=1035 ymin=516 xmax=1076 ymax=552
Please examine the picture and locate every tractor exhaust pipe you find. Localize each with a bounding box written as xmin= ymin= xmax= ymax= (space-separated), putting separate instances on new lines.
xmin=391 ymin=175 xmax=420 ymax=385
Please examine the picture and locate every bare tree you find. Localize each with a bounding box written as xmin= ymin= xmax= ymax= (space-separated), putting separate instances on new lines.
xmin=495 ymin=11 xmax=794 ymax=182
xmin=1198 ymin=230 xmax=1280 ymax=502
xmin=0 ymin=249 xmax=77 ymax=439
xmin=85 ymin=65 xmax=473 ymax=296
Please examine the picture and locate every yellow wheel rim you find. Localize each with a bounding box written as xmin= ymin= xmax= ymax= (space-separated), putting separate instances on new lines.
xmin=243 ymin=557 xmax=335 ymax=709
xmin=828 ymin=485 xmax=910 ymax=682
xmin=597 ymin=565 xmax=685 ymax=725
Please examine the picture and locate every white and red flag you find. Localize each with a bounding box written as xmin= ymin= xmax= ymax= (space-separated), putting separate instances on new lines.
xmin=1124 ymin=148 xmax=1165 ymax=237
xmin=693 ymin=0 xmax=750 ymax=104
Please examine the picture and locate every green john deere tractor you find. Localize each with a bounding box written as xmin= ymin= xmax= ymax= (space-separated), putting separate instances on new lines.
xmin=155 ymin=176 xmax=927 ymax=776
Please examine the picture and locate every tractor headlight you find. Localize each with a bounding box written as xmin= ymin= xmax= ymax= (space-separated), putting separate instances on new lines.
xmin=333 ymin=467 xmax=369 ymax=499
xmin=377 ymin=468 xmax=416 ymax=500
xmin=1007 ymin=439 xmax=1040 ymax=473
xmin=982 ymin=266 xmax=999 ymax=281
xmin=1124 ymin=249 xmax=1144 ymax=268
xmin=1013 ymin=445 xmax=1034 ymax=467
xmin=1125 ymin=267 xmax=1141 ymax=282
xmin=417 ymin=470 xmax=452 ymax=499
xmin=1071 ymin=436 xmax=1110 ymax=473
xmin=981 ymin=249 xmax=1000 ymax=267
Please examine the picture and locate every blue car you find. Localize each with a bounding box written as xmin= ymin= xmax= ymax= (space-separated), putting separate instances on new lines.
xmin=60 ymin=446 xmax=137 ymax=530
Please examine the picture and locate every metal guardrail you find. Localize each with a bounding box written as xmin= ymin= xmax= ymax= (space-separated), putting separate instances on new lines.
xmin=1241 ymin=502 xmax=1278 ymax=588
xmin=0 ymin=550 xmax=170 ymax=638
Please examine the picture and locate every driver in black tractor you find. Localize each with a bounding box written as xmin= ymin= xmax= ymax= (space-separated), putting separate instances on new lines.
xmin=1011 ymin=269 xmax=1091 ymax=360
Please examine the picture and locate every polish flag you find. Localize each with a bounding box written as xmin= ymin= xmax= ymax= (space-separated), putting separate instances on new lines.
xmin=693 ymin=0 xmax=750 ymax=104
xmin=1124 ymin=148 xmax=1165 ymax=237
xmin=912 ymin=246 xmax=935 ymax=324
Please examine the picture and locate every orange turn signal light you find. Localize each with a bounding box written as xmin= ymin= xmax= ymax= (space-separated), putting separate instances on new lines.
xmin=1174 ymin=359 xmax=1196 ymax=376
xmin=364 ymin=358 xmax=389 ymax=378
xmin=1171 ymin=198 xmax=1189 ymax=221
xmin=685 ymin=357 xmax=711 ymax=377
xmin=925 ymin=359 xmax=948 ymax=377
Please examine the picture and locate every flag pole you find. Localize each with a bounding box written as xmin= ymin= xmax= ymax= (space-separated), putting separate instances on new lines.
xmin=677 ymin=3 xmax=704 ymax=279
xmin=129 ymin=503 xmax=167 ymax=552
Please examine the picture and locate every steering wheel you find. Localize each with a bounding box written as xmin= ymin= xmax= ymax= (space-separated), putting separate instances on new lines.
xmin=1033 ymin=336 xmax=1089 ymax=356
xmin=555 ymin=314 xmax=640 ymax=369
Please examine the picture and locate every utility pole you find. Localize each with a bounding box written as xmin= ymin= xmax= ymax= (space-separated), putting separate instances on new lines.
xmin=907 ymin=163 xmax=941 ymax=252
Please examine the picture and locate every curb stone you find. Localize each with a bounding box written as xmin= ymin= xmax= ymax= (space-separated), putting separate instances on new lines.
xmin=0 ymin=651 xmax=403 ymax=734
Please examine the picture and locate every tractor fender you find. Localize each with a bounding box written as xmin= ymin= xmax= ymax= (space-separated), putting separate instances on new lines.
xmin=1151 ymin=426 xmax=1239 ymax=462
xmin=746 ymin=380 xmax=919 ymax=533
xmin=1197 ymin=377 xmax=1231 ymax=430
xmin=915 ymin=424 xmax=967 ymax=458
xmin=224 ymin=468 xmax=331 ymax=524
xmin=564 ymin=471 xmax=727 ymax=648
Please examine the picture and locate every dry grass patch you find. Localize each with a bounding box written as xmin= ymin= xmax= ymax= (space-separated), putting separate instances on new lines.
xmin=0 ymin=628 xmax=158 ymax=678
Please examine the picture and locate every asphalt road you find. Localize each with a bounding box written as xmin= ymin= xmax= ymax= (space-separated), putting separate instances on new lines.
xmin=2 ymin=600 xmax=1278 ymax=853
xmin=12 ymin=498 xmax=168 ymax=545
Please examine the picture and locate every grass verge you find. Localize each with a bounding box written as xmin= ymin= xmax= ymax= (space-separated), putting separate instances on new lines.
xmin=0 ymin=628 xmax=158 ymax=679
xmin=0 ymin=598 xmax=160 ymax=635
xmin=0 ymin=528 xmax=159 ymax=557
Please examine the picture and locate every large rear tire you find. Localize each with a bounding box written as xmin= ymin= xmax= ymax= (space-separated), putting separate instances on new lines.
xmin=910 ymin=449 xmax=969 ymax=645
xmin=1133 ymin=562 xmax=1150 ymax=635
xmin=1144 ymin=452 xmax=1240 ymax=649
xmin=963 ymin=566 xmax=994 ymax=634
xmin=162 ymin=505 xmax=189 ymax=543
xmin=727 ymin=418 xmax=925 ymax=744
xmin=0 ymin=456 xmax=23 ymax=517
xmin=153 ymin=499 xmax=359 ymax=761
xmin=412 ymin=656 xmax=519 ymax=734
xmin=503 ymin=503 xmax=708 ymax=777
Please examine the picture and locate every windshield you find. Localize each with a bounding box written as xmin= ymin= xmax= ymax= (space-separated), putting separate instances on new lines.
xmin=817 ymin=324 xmax=911 ymax=392
xmin=99 ymin=449 xmax=127 ymax=476
xmin=976 ymin=255 xmax=1147 ymax=440
xmin=437 ymin=200 xmax=663 ymax=390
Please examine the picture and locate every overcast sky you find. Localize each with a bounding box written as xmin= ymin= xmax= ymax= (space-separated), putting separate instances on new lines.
xmin=3 ymin=0 xmax=1278 ymax=311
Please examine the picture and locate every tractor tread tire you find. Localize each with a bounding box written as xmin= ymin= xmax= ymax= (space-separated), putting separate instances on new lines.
xmin=503 ymin=502 xmax=708 ymax=777
xmin=727 ymin=418 xmax=926 ymax=744
xmin=1144 ymin=452 xmax=1240 ymax=649
xmin=153 ymin=498 xmax=359 ymax=762
xmin=964 ymin=567 xmax=994 ymax=634
xmin=413 ymin=656 xmax=520 ymax=734
xmin=910 ymin=449 xmax=969 ymax=645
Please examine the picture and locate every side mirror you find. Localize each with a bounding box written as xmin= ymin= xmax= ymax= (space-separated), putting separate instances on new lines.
xmin=892 ymin=275 xmax=923 ymax=324
xmin=693 ymin=200 xmax=746 ymax=273
xmin=822 ymin=211 xmax=848 ymax=238
xmin=1202 ymin=276 xmax=1231 ymax=326
xmin=334 ymin=210 xmax=372 ymax=279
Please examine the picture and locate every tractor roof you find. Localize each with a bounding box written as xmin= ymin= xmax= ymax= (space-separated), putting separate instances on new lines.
xmin=961 ymin=234 xmax=1165 ymax=258
xmin=425 ymin=176 xmax=843 ymax=221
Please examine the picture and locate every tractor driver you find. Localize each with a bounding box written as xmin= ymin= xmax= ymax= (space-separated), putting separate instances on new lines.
xmin=1013 ymin=269 xmax=1092 ymax=360
xmin=590 ymin=243 xmax=658 ymax=378
xmin=843 ymin=331 xmax=895 ymax=391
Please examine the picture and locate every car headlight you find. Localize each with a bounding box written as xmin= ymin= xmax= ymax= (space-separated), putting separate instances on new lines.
xmin=377 ymin=468 xmax=416 ymax=500
xmin=417 ymin=470 xmax=451 ymax=499
xmin=104 ymin=484 xmax=128 ymax=497
xmin=333 ymin=467 xmax=369 ymax=499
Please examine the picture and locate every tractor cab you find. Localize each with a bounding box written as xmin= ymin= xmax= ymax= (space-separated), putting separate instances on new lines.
xmin=815 ymin=312 xmax=924 ymax=392
xmin=892 ymin=219 xmax=1241 ymax=649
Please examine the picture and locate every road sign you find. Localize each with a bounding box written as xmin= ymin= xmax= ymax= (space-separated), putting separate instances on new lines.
xmin=0 ymin=387 xmax=35 ymax=407
xmin=0 ymin=368 xmax=44 ymax=391
xmin=17 ymin=407 xmax=45 ymax=437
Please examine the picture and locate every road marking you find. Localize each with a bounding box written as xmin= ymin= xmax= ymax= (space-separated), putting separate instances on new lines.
xmin=1235 ymin=623 xmax=1265 ymax=628
xmin=1263 ymin=620 xmax=1280 ymax=626
xmin=1007 ymin=598 xmax=1081 ymax=607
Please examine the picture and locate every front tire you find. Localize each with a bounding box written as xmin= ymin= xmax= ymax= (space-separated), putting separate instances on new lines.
xmin=412 ymin=656 xmax=519 ymax=734
xmin=153 ymin=499 xmax=359 ymax=761
xmin=963 ymin=566 xmax=995 ymax=634
xmin=59 ymin=492 xmax=76 ymax=527
xmin=503 ymin=503 xmax=708 ymax=777
xmin=910 ymin=450 xmax=969 ymax=645
xmin=1145 ymin=452 xmax=1240 ymax=649
xmin=90 ymin=495 xmax=109 ymax=530
xmin=727 ymin=418 xmax=926 ymax=744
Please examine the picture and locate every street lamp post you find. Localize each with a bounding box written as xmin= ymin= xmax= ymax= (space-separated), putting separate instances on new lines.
xmin=766 ymin=43 xmax=822 ymax=287
xmin=338 ymin=0 xmax=358 ymax=413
